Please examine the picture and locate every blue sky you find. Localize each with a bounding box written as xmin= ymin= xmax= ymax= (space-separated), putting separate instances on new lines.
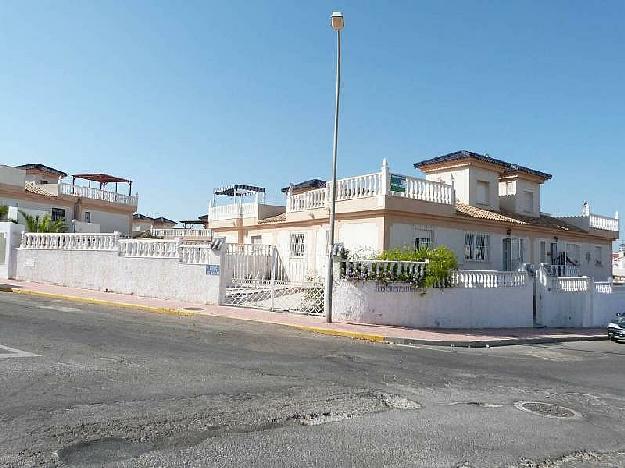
xmin=1 ymin=1 xmax=623 ymax=241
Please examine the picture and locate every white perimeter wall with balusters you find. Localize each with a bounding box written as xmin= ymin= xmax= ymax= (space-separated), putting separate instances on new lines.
xmin=333 ymin=275 xmax=534 ymax=329
xmin=14 ymin=242 xmax=222 ymax=304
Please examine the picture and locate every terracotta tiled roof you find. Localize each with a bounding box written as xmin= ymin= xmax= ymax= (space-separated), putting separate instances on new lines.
xmin=414 ymin=150 xmax=552 ymax=181
xmin=455 ymin=202 xmax=586 ymax=233
xmin=258 ymin=212 xmax=286 ymax=224
xmin=16 ymin=163 xmax=67 ymax=178
xmin=24 ymin=182 xmax=57 ymax=198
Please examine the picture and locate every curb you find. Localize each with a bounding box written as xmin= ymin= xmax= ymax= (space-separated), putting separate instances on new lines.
xmin=1 ymin=287 xmax=194 ymax=317
xmin=385 ymin=334 xmax=608 ymax=348
xmin=0 ymin=286 xmax=608 ymax=347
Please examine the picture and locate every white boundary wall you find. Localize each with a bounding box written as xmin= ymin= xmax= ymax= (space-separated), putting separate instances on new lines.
xmin=0 ymin=222 xmax=24 ymax=280
xmin=14 ymin=239 xmax=223 ymax=304
xmin=333 ymin=279 xmax=534 ymax=329
xmin=537 ymin=273 xmax=625 ymax=328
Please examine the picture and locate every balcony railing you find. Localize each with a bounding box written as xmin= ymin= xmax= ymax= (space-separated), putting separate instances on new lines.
xmin=151 ymin=228 xmax=212 ymax=239
xmin=59 ymin=183 xmax=138 ymax=207
xmin=208 ymin=202 xmax=258 ymax=221
xmin=287 ymin=160 xmax=455 ymax=213
xmin=589 ymin=213 xmax=619 ymax=232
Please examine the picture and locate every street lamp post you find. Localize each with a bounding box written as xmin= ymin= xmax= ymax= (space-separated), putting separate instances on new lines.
xmin=324 ymin=11 xmax=344 ymax=323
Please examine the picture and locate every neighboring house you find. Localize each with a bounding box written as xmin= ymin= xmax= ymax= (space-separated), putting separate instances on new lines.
xmin=205 ymin=150 xmax=619 ymax=281
xmin=0 ymin=164 xmax=138 ymax=234
xmin=132 ymin=214 xmax=177 ymax=235
xmin=613 ymin=245 xmax=625 ymax=284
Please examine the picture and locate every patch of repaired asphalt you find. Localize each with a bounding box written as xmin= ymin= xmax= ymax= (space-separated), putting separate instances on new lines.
xmin=16 ymin=389 xmax=422 ymax=466
xmin=513 ymin=449 xmax=625 ymax=467
xmin=514 ymin=401 xmax=583 ymax=420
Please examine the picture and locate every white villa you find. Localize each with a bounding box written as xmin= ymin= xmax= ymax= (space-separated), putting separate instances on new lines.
xmin=203 ymin=150 xmax=619 ymax=281
xmin=613 ymin=244 xmax=625 ymax=284
xmin=0 ymin=163 xmax=138 ymax=234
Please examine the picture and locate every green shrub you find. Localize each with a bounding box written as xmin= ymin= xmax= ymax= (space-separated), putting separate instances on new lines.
xmin=377 ymin=245 xmax=458 ymax=288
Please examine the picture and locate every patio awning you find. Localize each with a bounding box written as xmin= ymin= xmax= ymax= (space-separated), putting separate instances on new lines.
xmin=72 ymin=173 xmax=133 ymax=195
xmin=213 ymin=184 xmax=265 ymax=197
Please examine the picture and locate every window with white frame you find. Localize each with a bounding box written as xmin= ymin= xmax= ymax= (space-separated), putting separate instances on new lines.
xmin=51 ymin=208 xmax=66 ymax=222
xmin=414 ymin=227 xmax=433 ymax=250
xmin=594 ymin=246 xmax=603 ymax=266
xmin=250 ymin=235 xmax=262 ymax=245
xmin=476 ymin=181 xmax=490 ymax=205
xmin=465 ymin=232 xmax=490 ymax=262
xmin=84 ymin=211 xmax=91 ymax=223
xmin=290 ymin=233 xmax=306 ymax=258
xmin=523 ymin=191 xmax=534 ymax=213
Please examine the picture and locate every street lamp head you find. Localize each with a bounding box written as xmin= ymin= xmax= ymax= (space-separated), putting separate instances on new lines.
xmin=330 ymin=11 xmax=344 ymax=31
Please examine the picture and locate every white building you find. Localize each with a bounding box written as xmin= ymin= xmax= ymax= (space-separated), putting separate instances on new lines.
xmin=204 ymin=151 xmax=619 ymax=281
xmin=0 ymin=163 xmax=138 ymax=235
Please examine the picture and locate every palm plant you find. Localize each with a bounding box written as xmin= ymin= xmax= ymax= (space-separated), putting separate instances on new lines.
xmin=0 ymin=205 xmax=8 ymax=221
xmin=19 ymin=210 xmax=66 ymax=233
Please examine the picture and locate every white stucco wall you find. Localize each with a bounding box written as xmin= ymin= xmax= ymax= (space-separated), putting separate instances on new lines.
xmin=0 ymin=198 xmax=74 ymax=223
xmin=338 ymin=221 xmax=379 ymax=255
xmin=388 ymin=222 xmax=516 ymax=271
xmin=333 ymin=280 xmax=534 ymax=329
xmin=0 ymin=222 xmax=24 ymax=279
xmin=15 ymin=249 xmax=221 ymax=304
xmin=87 ymin=210 xmax=131 ymax=235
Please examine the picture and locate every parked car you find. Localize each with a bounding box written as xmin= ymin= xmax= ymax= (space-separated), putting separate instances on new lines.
xmin=607 ymin=313 xmax=625 ymax=342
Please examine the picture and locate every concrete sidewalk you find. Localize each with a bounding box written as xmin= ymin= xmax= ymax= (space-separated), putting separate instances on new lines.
xmin=0 ymin=280 xmax=607 ymax=347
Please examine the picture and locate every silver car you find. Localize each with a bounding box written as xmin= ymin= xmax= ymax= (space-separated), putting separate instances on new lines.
xmin=607 ymin=314 xmax=625 ymax=342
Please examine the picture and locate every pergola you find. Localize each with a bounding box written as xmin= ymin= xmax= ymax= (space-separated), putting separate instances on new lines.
xmin=72 ymin=173 xmax=133 ymax=196
xmin=213 ymin=184 xmax=265 ymax=197
xmin=212 ymin=184 xmax=266 ymax=204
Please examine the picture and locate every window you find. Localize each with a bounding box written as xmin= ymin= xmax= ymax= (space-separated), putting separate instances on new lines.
xmin=503 ymin=237 xmax=525 ymax=271
xmin=566 ymin=243 xmax=580 ymax=266
xmin=595 ymin=246 xmax=603 ymax=266
xmin=523 ymin=191 xmax=534 ymax=213
xmin=476 ymin=181 xmax=490 ymax=205
xmin=539 ymin=241 xmax=547 ymax=264
xmin=84 ymin=211 xmax=91 ymax=223
xmin=290 ymin=233 xmax=306 ymax=258
xmin=465 ymin=232 xmax=490 ymax=262
xmin=250 ymin=235 xmax=262 ymax=244
xmin=506 ymin=181 xmax=514 ymax=195
xmin=414 ymin=228 xmax=433 ymax=250
xmin=51 ymin=208 xmax=66 ymax=222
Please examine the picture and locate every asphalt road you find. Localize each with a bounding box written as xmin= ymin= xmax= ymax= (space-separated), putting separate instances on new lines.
xmin=1 ymin=291 xmax=625 ymax=467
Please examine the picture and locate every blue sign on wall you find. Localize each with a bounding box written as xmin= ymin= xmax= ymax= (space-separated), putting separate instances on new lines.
xmin=206 ymin=264 xmax=220 ymax=276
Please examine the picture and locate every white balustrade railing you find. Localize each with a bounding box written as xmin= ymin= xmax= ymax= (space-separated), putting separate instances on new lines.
xmin=21 ymin=232 xmax=120 ymax=251
xmin=151 ymin=228 xmax=212 ymax=239
xmin=595 ymin=281 xmax=613 ymax=294
xmin=286 ymin=164 xmax=456 ymax=213
xmin=589 ymin=213 xmax=619 ymax=232
xmin=551 ymin=276 xmax=591 ymax=292
xmin=225 ymin=243 xmax=274 ymax=257
xmin=542 ymin=264 xmax=580 ymax=278
xmin=288 ymin=188 xmax=327 ymax=212
xmin=451 ymin=270 xmax=528 ymax=288
xmin=118 ymin=239 xmax=180 ymax=258
xmin=396 ymin=175 xmax=454 ymax=205
xmin=208 ymin=202 xmax=258 ymax=221
xmin=335 ymin=172 xmax=383 ymax=201
xmin=59 ymin=183 xmax=138 ymax=206
xmin=340 ymin=259 xmax=428 ymax=281
xmin=179 ymin=245 xmax=215 ymax=265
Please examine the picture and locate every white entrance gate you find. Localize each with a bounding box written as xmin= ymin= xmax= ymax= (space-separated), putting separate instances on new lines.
xmin=222 ymin=244 xmax=324 ymax=315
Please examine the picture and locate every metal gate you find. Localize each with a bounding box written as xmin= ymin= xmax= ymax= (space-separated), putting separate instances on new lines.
xmin=222 ymin=244 xmax=324 ymax=315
